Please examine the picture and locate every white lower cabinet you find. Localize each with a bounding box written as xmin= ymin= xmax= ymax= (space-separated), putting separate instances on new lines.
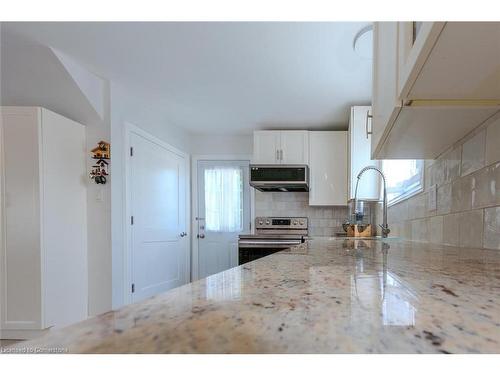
xmin=1 ymin=107 xmax=88 ymax=339
xmin=308 ymin=131 xmax=347 ymax=206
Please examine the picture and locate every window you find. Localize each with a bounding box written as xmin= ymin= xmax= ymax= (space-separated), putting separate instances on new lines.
xmin=382 ymin=160 xmax=424 ymax=205
xmin=204 ymin=167 xmax=243 ymax=232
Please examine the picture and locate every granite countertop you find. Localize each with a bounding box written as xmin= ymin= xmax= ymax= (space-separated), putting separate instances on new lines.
xmin=9 ymin=238 xmax=500 ymax=353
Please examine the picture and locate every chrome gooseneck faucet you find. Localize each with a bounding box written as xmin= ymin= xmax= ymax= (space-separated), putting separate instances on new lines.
xmin=354 ymin=166 xmax=390 ymax=238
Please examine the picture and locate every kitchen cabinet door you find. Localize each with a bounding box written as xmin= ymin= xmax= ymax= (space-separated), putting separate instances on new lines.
xmin=280 ymin=130 xmax=309 ymax=164
xmin=253 ymin=131 xmax=280 ymax=164
xmin=404 ymin=22 xmax=500 ymax=100
xmin=348 ymin=106 xmax=380 ymax=200
xmin=309 ymin=131 xmax=347 ymax=206
xmin=397 ymin=22 xmax=445 ymax=98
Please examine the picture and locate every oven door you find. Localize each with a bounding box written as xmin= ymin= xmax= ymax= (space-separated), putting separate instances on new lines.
xmin=238 ymin=239 xmax=303 ymax=265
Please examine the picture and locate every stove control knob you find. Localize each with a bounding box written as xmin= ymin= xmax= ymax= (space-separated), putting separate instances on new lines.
xmin=258 ymin=220 xmax=263 ymax=225
xmin=293 ymin=220 xmax=298 ymax=225
xmin=299 ymin=220 xmax=305 ymax=225
xmin=265 ymin=220 xmax=270 ymax=225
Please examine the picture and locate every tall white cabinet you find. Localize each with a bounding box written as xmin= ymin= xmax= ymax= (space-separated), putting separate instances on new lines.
xmin=309 ymin=131 xmax=347 ymax=206
xmin=348 ymin=106 xmax=380 ymax=200
xmin=1 ymin=107 xmax=88 ymax=339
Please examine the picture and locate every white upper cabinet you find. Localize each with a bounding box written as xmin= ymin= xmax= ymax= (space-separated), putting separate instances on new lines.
xmin=406 ymin=22 xmax=500 ymax=100
xmin=253 ymin=131 xmax=281 ymax=164
xmin=309 ymin=131 xmax=347 ymax=206
xmin=371 ymin=22 xmax=500 ymax=160
xmin=348 ymin=106 xmax=380 ymax=200
xmin=280 ymin=131 xmax=309 ymax=164
xmin=397 ymin=22 xmax=446 ymax=99
xmin=253 ymin=130 xmax=309 ymax=164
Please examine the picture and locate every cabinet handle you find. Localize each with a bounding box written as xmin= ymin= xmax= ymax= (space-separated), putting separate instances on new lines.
xmin=276 ymin=149 xmax=280 ymax=161
xmin=365 ymin=110 xmax=373 ymax=139
xmin=280 ymin=149 xmax=283 ymax=161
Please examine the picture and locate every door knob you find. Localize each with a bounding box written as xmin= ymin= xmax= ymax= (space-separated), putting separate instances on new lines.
xmin=197 ymin=234 xmax=205 ymax=239
xmin=180 ymin=232 xmax=187 ymax=237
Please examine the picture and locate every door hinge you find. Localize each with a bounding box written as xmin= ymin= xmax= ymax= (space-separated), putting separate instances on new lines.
xmin=130 ymin=216 xmax=134 ymax=225
xmin=131 ymin=283 xmax=135 ymax=293
xmin=130 ymin=146 xmax=134 ymax=156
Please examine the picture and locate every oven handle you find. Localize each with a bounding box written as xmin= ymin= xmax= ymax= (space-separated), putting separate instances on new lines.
xmin=238 ymin=240 xmax=302 ymax=246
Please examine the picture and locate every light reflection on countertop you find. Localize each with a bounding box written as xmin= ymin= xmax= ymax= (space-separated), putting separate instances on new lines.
xmin=205 ymin=269 xmax=242 ymax=302
xmin=347 ymin=240 xmax=418 ymax=327
xmin=13 ymin=237 xmax=500 ymax=353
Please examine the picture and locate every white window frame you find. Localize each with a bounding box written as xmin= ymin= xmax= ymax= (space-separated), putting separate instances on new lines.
xmin=382 ymin=159 xmax=425 ymax=207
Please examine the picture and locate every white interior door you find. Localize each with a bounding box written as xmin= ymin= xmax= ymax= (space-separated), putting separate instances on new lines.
xmin=130 ymin=131 xmax=189 ymax=303
xmin=197 ymin=160 xmax=250 ymax=279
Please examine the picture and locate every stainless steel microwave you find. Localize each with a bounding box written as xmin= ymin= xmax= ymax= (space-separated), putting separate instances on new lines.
xmin=249 ymin=165 xmax=309 ymax=192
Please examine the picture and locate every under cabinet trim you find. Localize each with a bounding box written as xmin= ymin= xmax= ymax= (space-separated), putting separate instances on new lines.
xmin=406 ymin=99 xmax=500 ymax=107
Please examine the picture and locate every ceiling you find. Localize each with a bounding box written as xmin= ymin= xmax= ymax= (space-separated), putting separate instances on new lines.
xmin=1 ymin=22 xmax=372 ymax=135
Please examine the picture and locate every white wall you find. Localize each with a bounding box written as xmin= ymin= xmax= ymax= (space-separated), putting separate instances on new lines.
xmin=85 ymin=89 xmax=112 ymax=317
xmin=110 ymin=82 xmax=191 ymax=309
xmin=0 ymin=29 xmax=102 ymax=126
xmin=190 ymin=134 xmax=253 ymax=155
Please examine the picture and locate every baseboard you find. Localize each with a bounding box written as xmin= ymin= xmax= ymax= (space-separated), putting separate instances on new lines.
xmin=0 ymin=328 xmax=50 ymax=340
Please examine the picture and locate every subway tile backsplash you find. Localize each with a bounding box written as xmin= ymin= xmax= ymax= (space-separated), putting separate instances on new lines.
xmin=388 ymin=116 xmax=500 ymax=250
xmin=484 ymin=206 xmax=500 ymax=249
xmin=254 ymin=191 xmax=348 ymax=237
xmin=461 ymin=129 xmax=486 ymax=176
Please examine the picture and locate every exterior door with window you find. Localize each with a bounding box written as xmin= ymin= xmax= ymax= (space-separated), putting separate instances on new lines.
xmin=197 ymin=160 xmax=251 ymax=279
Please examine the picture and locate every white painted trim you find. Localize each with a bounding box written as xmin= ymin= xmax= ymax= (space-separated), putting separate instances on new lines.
xmin=0 ymin=109 xmax=5 ymax=338
xmin=37 ymin=108 xmax=46 ymax=329
xmin=123 ymin=122 xmax=190 ymax=305
xmin=387 ymin=185 xmax=424 ymax=208
xmin=190 ymin=154 xmax=254 ymax=281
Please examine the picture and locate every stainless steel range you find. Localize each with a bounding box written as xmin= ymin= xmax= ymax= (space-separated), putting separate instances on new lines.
xmin=238 ymin=217 xmax=308 ymax=265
